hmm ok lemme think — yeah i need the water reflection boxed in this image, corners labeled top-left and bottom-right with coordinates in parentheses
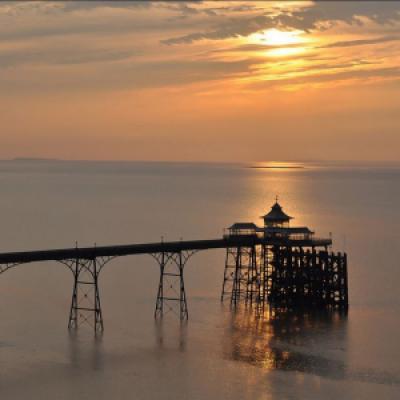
top-left (222, 306), bottom-right (349, 379)
top-left (68, 330), bottom-right (104, 372)
top-left (154, 319), bottom-right (188, 353)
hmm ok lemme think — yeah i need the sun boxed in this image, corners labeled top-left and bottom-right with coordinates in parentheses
top-left (246, 28), bottom-right (309, 57)
top-left (252, 28), bottom-right (305, 46)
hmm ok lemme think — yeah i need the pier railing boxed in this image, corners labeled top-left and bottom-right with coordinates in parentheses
top-left (222, 231), bottom-right (331, 247)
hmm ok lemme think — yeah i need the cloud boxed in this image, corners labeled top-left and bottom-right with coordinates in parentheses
top-left (270, 59), bottom-right (382, 76)
top-left (0, 56), bottom-right (265, 93)
top-left (206, 42), bottom-right (310, 55)
top-left (0, 1), bottom-right (153, 16)
top-left (0, 46), bottom-right (138, 68)
top-left (319, 35), bottom-right (400, 49)
top-left (0, 1), bottom-right (178, 43)
top-left (0, 1), bottom-right (64, 16)
top-left (164, 2), bottom-right (262, 19)
top-left (249, 66), bottom-right (400, 90)
top-left (274, 2), bottom-right (400, 32)
top-left (161, 15), bottom-right (276, 45)
top-left (311, 1), bottom-right (400, 26)
top-left (61, 1), bottom-right (154, 12)
top-left (162, 2), bottom-right (400, 45)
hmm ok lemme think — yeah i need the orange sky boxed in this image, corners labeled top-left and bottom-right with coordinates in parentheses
top-left (1, 1), bottom-right (400, 162)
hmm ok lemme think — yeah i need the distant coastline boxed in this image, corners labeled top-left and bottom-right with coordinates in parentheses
top-left (12, 157), bottom-right (61, 162)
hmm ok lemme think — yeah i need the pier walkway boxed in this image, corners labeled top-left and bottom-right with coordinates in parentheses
top-left (0, 236), bottom-right (331, 266)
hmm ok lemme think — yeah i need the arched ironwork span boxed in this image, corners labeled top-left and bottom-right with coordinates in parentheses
top-left (0, 262), bottom-right (23, 275)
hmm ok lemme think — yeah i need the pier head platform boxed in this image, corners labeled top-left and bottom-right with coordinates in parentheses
top-left (221, 201), bottom-right (348, 314)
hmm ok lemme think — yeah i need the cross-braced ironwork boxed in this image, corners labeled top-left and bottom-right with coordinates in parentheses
top-left (221, 246), bottom-right (258, 307)
top-left (255, 244), bottom-right (270, 316)
top-left (64, 255), bottom-right (114, 333)
top-left (262, 247), bottom-right (349, 311)
top-left (152, 250), bottom-right (196, 320)
top-left (221, 245), bottom-right (348, 314)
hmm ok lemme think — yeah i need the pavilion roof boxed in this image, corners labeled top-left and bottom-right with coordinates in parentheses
top-left (261, 201), bottom-right (293, 222)
top-left (228, 222), bottom-right (258, 230)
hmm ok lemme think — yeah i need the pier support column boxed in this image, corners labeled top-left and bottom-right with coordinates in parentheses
top-left (255, 244), bottom-right (268, 316)
top-left (221, 246), bottom-right (258, 307)
top-left (265, 248), bottom-right (349, 311)
top-left (154, 251), bottom-right (194, 320)
top-left (342, 253), bottom-right (349, 309)
top-left (221, 247), bottom-right (235, 302)
top-left (246, 246), bottom-right (259, 306)
top-left (231, 247), bottom-right (243, 306)
top-left (332, 252), bottom-right (349, 310)
top-left (68, 258), bottom-right (104, 333)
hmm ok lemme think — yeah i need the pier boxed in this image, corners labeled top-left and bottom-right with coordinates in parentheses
top-left (0, 201), bottom-right (348, 332)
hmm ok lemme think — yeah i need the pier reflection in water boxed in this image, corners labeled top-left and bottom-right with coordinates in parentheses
top-left (222, 306), bottom-right (348, 379)
top-left (154, 318), bottom-right (188, 353)
top-left (68, 330), bottom-right (105, 372)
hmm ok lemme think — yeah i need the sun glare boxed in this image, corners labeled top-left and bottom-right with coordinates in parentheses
top-left (247, 28), bottom-right (309, 57)
top-left (266, 47), bottom-right (306, 57)
top-left (252, 29), bottom-right (305, 46)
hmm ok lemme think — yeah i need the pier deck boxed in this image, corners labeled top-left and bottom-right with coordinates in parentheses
top-left (0, 236), bottom-right (331, 265)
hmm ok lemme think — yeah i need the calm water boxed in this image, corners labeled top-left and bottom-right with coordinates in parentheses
top-left (0, 160), bottom-right (399, 399)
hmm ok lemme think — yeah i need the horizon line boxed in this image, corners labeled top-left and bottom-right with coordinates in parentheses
top-left (1, 157), bottom-right (400, 165)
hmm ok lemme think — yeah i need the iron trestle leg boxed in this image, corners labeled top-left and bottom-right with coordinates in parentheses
top-left (154, 251), bottom-right (192, 320)
top-left (68, 258), bottom-right (104, 333)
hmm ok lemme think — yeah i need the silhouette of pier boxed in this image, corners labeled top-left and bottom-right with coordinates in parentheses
top-left (0, 201), bottom-right (348, 332)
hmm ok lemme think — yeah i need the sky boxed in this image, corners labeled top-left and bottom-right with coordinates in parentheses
top-left (1, 1), bottom-right (400, 162)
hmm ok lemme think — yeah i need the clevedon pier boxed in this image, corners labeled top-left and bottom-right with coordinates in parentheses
top-left (0, 201), bottom-right (348, 332)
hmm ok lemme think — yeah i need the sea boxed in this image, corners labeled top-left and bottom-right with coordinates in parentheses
top-left (0, 159), bottom-right (399, 399)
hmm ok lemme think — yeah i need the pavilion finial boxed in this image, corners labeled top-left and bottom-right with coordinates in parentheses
top-left (275, 195), bottom-right (279, 203)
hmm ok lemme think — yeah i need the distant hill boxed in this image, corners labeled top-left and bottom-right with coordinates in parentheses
top-left (12, 157), bottom-right (61, 162)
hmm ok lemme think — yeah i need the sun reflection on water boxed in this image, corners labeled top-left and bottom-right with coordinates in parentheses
top-left (250, 161), bottom-right (305, 170)
top-left (243, 161), bottom-right (305, 226)
top-left (221, 306), bottom-right (348, 375)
